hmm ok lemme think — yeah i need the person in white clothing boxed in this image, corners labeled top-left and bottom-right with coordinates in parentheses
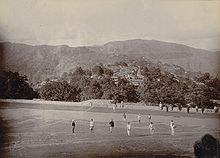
top-left (149, 122), bottom-right (154, 135)
top-left (90, 119), bottom-right (94, 132)
top-left (159, 102), bottom-right (163, 110)
top-left (195, 105), bottom-right (199, 113)
top-left (113, 103), bottom-right (116, 112)
top-left (170, 120), bottom-right (176, 136)
top-left (127, 122), bottom-right (131, 136)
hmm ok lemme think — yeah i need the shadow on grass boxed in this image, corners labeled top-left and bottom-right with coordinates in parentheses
top-left (95, 153), bottom-right (191, 158)
top-left (0, 102), bottom-right (13, 158)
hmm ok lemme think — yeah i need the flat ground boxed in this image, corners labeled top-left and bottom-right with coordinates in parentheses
top-left (0, 101), bottom-right (219, 158)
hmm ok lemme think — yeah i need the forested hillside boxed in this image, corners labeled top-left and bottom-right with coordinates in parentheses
top-left (0, 39), bottom-right (218, 84)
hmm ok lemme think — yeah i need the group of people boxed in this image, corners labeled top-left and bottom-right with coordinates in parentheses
top-left (159, 102), bottom-right (219, 114)
top-left (71, 113), bottom-right (176, 136)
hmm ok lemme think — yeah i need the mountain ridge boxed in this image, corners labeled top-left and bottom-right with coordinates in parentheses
top-left (0, 39), bottom-right (219, 83)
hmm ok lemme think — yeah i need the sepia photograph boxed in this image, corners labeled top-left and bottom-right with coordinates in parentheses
top-left (0, 0), bottom-right (219, 157)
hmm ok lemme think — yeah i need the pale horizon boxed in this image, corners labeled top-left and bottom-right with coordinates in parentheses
top-left (0, 0), bottom-right (219, 51)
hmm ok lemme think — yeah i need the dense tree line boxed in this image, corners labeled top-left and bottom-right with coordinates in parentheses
top-left (38, 64), bottom-right (220, 108)
top-left (0, 71), bottom-right (37, 99)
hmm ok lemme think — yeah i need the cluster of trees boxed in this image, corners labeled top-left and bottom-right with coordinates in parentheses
top-left (38, 66), bottom-right (139, 103)
top-left (1, 62), bottom-right (219, 109)
top-left (138, 67), bottom-right (219, 107)
top-left (0, 71), bottom-right (37, 99)
top-left (38, 64), bottom-right (220, 108)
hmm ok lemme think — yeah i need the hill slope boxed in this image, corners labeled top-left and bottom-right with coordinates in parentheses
top-left (0, 39), bottom-right (219, 83)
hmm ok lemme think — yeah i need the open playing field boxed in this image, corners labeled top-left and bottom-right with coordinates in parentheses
top-left (0, 100), bottom-right (219, 158)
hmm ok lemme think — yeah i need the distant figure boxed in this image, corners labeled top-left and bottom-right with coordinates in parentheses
top-left (170, 120), bottom-right (176, 136)
top-left (214, 106), bottom-right (219, 113)
top-left (72, 120), bottom-right (75, 133)
top-left (127, 122), bottom-right (131, 136)
top-left (171, 104), bottom-right (174, 111)
top-left (138, 114), bottom-right (141, 124)
top-left (166, 105), bottom-right (169, 112)
top-left (202, 106), bottom-right (205, 114)
top-left (123, 113), bottom-right (127, 121)
top-left (149, 122), bottom-right (154, 135)
top-left (187, 106), bottom-right (190, 113)
top-left (90, 119), bottom-right (94, 132)
top-left (121, 101), bottom-right (124, 108)
top-left (90, 102), bottom-right (92, 107)
top-left (178, 104), bottom-right (182, 111)
top-left (147, 114), bottom-right (151, 122)
top-left (109, 119), bottom-right (114, 133)
top-left (195, 105), bottom-right (199, 113)
top-left (113, 103), bottom-right (116, 112)
top-left (159, 102), bottom-right (163, 110)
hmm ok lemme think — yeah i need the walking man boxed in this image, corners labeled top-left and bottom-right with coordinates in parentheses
top-left (109, 119), bottom-right (114, 133)
top-left (90, 119), bottom-right (94, 132)
top-left (72, 120), bottom-right (75, 133)
top-left (127, 122), bottom-right (131, 136)
top-left (170, 120), bottom-right (176, 136)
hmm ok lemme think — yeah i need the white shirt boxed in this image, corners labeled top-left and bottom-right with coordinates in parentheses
top-left (170, 122), bottom-right (174, 128)
top-left (90, 121), bottom-right (94, 127)
top-left (127, 124), bottom-right (131, 130)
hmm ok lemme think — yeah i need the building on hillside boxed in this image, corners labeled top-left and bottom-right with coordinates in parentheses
top-left (111, 66), bottom-right (144, 86)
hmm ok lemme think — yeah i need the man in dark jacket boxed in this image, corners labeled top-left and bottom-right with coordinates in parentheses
top-left (72, 120), bottom-right (75, 133)
top-left (109, 119), bottom-right (114, 133)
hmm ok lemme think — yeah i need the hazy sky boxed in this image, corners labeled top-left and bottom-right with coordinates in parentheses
top-left (0, 0), bottom-right (219, 50)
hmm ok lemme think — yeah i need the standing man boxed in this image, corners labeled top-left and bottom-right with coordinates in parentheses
top-left (214, 106), bottom-right (219, 113)
top-left (127, 122), bottom-right (131, 136)
top-left (72, 120), bottom-right (75, 133)
top-left (149, 122), bottom-right (154, 135)
top-left (109, 119), bottom-right (114, 133)
top-left (123, 113), bottom-right (127, 121)
top-left (195, 105), bottom-right (199, 113)
top-left (113, 103), bottom-right (116, 112)
top-left (148, 114), bottom-right (152, 122)
top-left (202, 106), bottom-right (205, 114)
top-left (138, 113), bottom-right (141, 124)
top-left (166, 105), bottom-right (169, 112)
top-left (170, 120), bottom-right (176, 136)
top-left (171, 104), bottom-right (174, 111)
top-left (121, 101), bottom-right (124, 108)
top-left (90, 119), bottom-right (94, 133)
top-left (159, 102), bottom-right (163, 110)
top-left (187, 106), bottom-right (190, 113)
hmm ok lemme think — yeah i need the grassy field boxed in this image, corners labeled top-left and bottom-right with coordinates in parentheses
top-left (0, 101), bottom-right (219, 158)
